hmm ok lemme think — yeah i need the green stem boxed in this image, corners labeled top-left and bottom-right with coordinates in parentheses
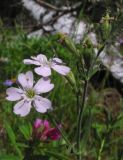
top-left (97, 138), bottom-right (105, 160)
top-left (97, 117), bottom-right (112, 160)
top-left (76, 80), bottom-right (88, 160)
top-left (76, 90), bottom-right (80, 114)
top-left (87, 44), bottom-right (105, 78)
top-left (47, 113), bottom-right (71, 147)
top-left (44, 150), bottom-right (70, 160)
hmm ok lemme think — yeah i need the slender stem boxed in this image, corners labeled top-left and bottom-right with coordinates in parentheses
top-left (97, 120), bottom-right (111, 160)
top-left (76, 91), bottom-right (80, 114)
top-left (23, 140), bottom-right (34, 160)
top-left (97, 138), bottom-right (105, 160)
top-left (47, 113), bottom-right (71, 147)
top-left (76, 80), bottom-right (88, 160)
top-left (87, 44), bottom-right (105, 78)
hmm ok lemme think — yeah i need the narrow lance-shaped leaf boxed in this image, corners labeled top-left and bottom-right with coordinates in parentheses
top-left (4, 121), bottom-right (23, 158)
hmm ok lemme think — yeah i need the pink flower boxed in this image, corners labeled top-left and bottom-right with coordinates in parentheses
top-left (33, 119), bottom-right (61, 141)
top-left (23, 54), bottom-right (70, 77)
top-left (6, 71), bottom-right (54, 117)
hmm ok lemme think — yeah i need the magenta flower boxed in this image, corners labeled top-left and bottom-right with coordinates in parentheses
top-left (23, 54), bottom-right (70, 77)
top-left (6, 71), bottom-right (54, 117)
top-left (33, 119), bottom-right (61, 141)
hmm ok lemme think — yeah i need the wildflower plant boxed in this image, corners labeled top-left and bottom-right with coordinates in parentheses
top-left (1, 2), bottom-right (123, 159)
top-left (4, 15), bottom-right (123, 159)
top-left (5, 38), bottom-right (101, 160)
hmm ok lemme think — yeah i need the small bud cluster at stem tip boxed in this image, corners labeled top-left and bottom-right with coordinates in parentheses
top-left (6, 54), bottom-right (70, 116)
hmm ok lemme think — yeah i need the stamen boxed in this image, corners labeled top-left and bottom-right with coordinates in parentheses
top-left (26, 89), bottom-right (35, 99)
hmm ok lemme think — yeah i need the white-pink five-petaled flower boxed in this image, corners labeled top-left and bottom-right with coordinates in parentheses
top-left (23, 54), bottom-right (70, 77)
top-left (6, 71), bottom-right (54, 117)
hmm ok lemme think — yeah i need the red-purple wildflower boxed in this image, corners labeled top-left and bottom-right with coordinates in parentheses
top-left (33, 119), bottom-right (61, 141)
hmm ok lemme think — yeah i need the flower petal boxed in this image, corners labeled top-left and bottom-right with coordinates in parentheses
top-left (18, 73), bottom-right (27, 88)
top-left (43, 120), bottom-right (50, 129)
top-left (34, 96), bottom-right (52, 113)
top-left (52, 58), bottom-right (63, 64)
top-left (51, 64), bottom-right (70, 75)
top-left (23, 59), bottom-right (40, 65)
top-left (34, 78), bottom-right (54, 94)
top-left (37, 54), bottom-right (48, 63)
top-left (6, 87), bottom-right (23, 101)
top-left (13, 100), bottom-right (32, 117)
top-left (18, 71), bottom-right (34, 88)
top-left (47, 128), bottom-right (61, 140)
top-left (25, 71), bottom-right (34, 88)
top-left (34, 119), bottom-right (43, 129)
top-left (34, 66), bottom-right (51, 77)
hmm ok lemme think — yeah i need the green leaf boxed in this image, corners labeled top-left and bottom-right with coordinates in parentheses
top-left (4, 121), bottom-right (23, 158)
top-left (44, 150), bottom-right (70, 160)
top-left (62, 34), bottom-right (79, 56)
top-left (4, 121), bottom-right (16, 145)
top-left (0, 154), bottom-right (19, 160)
top-left (19, 122), bottom-right (32, 140)
top-left (81, 107), bottom-right (93, 151)
top-left (113, 117), bottom-right (123, 129)
top-left (16, 142), bottom-right (28, 148)
top-left (88, 65), bottom-right (100, 79)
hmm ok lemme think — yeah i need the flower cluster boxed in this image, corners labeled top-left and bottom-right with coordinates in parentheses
top-left (33, 119), bottom-right (61, 141)
top-left (6, 54), bottom-right (70, 117)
